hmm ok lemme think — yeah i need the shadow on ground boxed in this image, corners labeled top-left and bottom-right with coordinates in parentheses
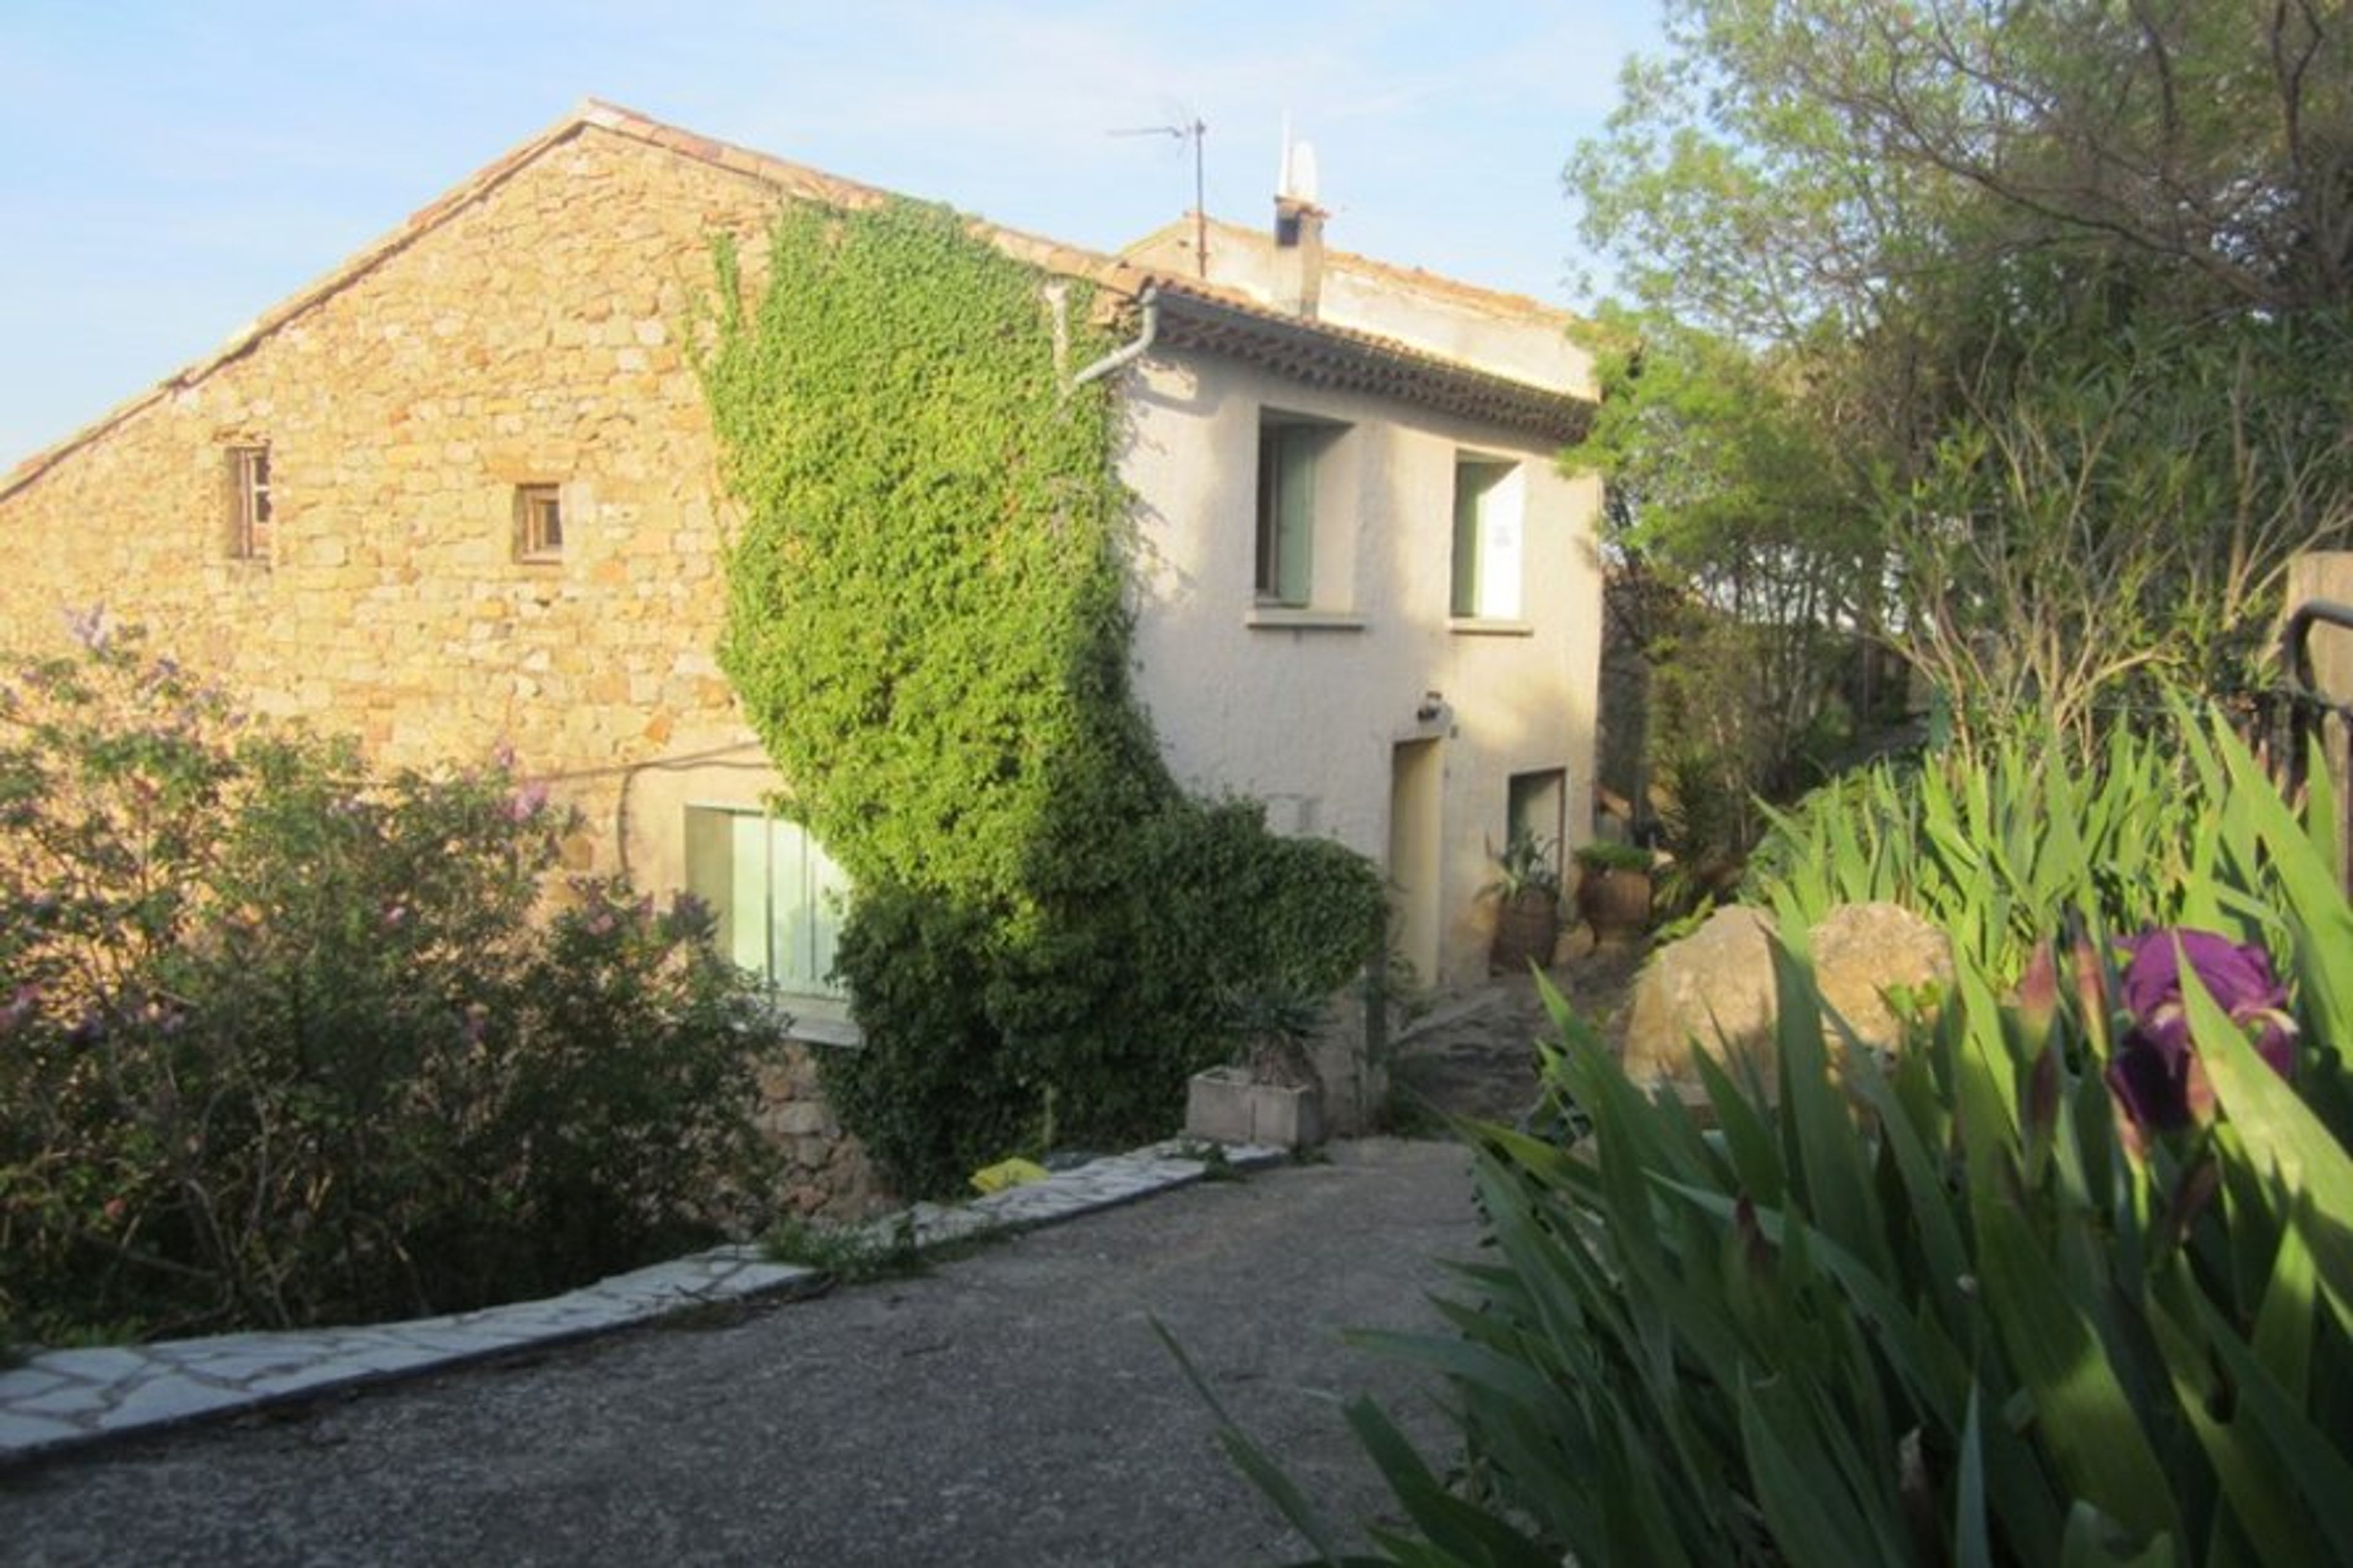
top-left (1389, 936), bottom-right (1649, 1127)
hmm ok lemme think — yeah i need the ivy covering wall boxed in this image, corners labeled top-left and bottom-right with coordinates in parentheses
top-left (699, 199), bottom-right (1384, 1194)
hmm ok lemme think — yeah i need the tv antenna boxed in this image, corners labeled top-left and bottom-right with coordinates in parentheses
top-left (1109, 115), bottom-right (1207, 278)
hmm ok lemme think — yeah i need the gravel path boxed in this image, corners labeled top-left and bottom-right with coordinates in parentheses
top-left (1, 953), bottom-right (1653, 1567)
top-left (1, 1140), bottom-right (1479, 1568)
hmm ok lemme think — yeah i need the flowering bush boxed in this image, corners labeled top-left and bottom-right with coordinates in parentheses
top-left (0, 627), bottom-right (780, 1343)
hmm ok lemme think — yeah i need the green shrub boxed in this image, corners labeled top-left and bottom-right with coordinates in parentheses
top-left (1746, 714), bottom-right (2214, 974)
top-left (1219, 718), bottom-right (2353, 1564)
top-left (821, 885), bottom-right (1036, 1198)
top-left (1571, 838), bottom-right (1651, 874)
top-left (0, 629), bottom-right (781, 1341)
top-left (699, 198), bottom-right (1385, 1194)
top-left (824, 799), bottom-right (1388, 1197)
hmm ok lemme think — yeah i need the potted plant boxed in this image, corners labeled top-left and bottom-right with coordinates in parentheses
top-left (1183, 983), bottom-right (1328, 1148)
top-left (1487, 831), bottom-right (1565, 974)
top-left (1573, 839), bottom-right (1654, 945)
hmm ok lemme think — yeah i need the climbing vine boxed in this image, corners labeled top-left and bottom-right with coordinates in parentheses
top-left (700, 199), bottom-right (1384, 1194)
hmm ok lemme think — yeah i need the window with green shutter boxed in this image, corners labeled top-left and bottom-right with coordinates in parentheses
top-left (1256, 414), bottom-right (1339, 607)
top-left (1451, 455), bottom-right (1520, 619)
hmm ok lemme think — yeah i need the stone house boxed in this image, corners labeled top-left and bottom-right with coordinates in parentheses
top-left (0, 100), bottom-right (1603, 1015)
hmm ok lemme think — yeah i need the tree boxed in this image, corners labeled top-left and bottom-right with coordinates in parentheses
top-left (1893, 316), bottom-right (2353, 756)
top-left (1575, 2), bottom-right (2353, 337)
top-left (1575, 308), bottom-right (1887, 886)
top-left (1570, 0), bottom-right (2353, 756)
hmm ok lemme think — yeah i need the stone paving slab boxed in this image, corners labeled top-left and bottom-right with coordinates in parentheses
top-left (0, 1138), bottom-right (1285, 1470)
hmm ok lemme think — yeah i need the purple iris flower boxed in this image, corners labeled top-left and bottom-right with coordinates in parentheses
top-left (2104, 928), bottom-right (2297, 1139)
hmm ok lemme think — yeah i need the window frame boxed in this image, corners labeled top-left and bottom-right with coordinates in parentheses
top-left (681, 805), bottom-right (850, 1002)
top-left (1507, 769), bottom-right (1567, 877)
top-left (1450, 454), bottom-right (1522, 623)
top-left (513, 483), bottom-right (564, 564)
top-left (225, 444), bottom-right (273, 563)
top-left (1254, 411), bottom-right (1346, 609)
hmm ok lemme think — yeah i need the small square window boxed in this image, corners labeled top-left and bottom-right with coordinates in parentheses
top-left (226, 445), bottom-right (271, 562)
top-left (515, 484), bottom-right (563, 562)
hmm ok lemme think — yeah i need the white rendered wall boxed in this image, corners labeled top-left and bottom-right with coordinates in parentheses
top-left (1118, 351), bottom-right (1605, 987)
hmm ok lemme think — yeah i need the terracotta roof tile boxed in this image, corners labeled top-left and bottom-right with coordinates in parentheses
top-left (1146, 282), bottom-right (1588, 441)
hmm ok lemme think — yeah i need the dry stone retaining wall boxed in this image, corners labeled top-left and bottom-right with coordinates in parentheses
top-left (754, 1045), bottom-right (885, 1218)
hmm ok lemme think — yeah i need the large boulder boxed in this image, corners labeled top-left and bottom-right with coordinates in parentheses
top-left (1620, 906), bottom-right (1777, 1093)
top-left (1619, 901), bottom-right (1952, 1098)
top-left (1809, 902), bottom-right (1956, 1056)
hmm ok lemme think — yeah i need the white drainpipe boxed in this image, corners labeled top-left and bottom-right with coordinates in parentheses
top-left (1069, 286), bottom-right (1161, 388)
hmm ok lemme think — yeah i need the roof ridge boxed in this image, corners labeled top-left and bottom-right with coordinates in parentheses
top-left (4, 100), bottom-right (1159, 499)
top-left (2, 102), bottom-right (1574, 499)
top-left (1153, 213), bottom-right (1580, 325)
top-left (4, 105), bottom-right (602, 498)
top-left (574, 98), bottom-right (1153, 296)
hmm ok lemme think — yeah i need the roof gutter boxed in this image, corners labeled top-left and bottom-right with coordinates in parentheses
top-left (1148, 287), bottom-right (1591, 443)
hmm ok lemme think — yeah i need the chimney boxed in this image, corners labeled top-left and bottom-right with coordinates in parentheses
top-left (1273, 194), bottom-right (1327, 318)
top-left (1274, 136), bottom-right (1325, 318)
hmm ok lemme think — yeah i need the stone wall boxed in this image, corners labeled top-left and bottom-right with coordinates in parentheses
top-left (0, 121), bottom-right (785, 862)
top-left (755, 1045), bottom-right (887, 1218)
top-left (0, 119), bottom-right (890, 1213)
top-left (1595, 594), bottom-right (1654, 822)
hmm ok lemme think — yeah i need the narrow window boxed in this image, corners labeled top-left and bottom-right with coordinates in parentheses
top-left (515, 483), bottom-right (564, 562)
top-left (1507, 768), bottom-right (1567, 879)
top-left (1451, 456), bottom-right (1519, 619)
top-left (1257, 417), bottom-right (1332, 606)
top-left (226, 445), bottom-right (272, 562)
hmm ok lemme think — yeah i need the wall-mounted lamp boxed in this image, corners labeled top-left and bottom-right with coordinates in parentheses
top-left (1415, 689), bottom-right (1446, 724)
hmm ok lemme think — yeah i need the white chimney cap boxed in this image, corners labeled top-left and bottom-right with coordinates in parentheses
top-left (1281, 139), bottom-right (1320, 204)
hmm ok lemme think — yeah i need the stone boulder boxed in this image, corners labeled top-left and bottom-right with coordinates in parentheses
top-left (1619, 901), bottom-right (1952, 1099)
top-left (1809, 902), bottom-right (1955, 1057)
top-left (1620, 906), bottom-right (1777, 1093)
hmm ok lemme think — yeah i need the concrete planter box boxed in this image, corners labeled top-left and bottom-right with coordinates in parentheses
top-left (1183, 1067), bottom-right (1325, 1149)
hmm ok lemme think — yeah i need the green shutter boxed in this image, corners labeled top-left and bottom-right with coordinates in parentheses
top-left (1451, 461), bottom-right (1482, 616)
top-left (770, 819), bottom-right (849, 998)
top-left (1259, 423), bottom-right (1317, 606)
top-left (1277, 430), bottom-right (1314, 605)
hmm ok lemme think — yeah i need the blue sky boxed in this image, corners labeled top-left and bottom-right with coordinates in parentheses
top-left (0, 2), bottom-right (1663, 465)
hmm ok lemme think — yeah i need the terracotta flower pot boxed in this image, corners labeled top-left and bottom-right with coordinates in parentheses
top-left (1490, 888), bottom-right (1563, 974)
top-left (1577, 866), bottom-right (1653, 945)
